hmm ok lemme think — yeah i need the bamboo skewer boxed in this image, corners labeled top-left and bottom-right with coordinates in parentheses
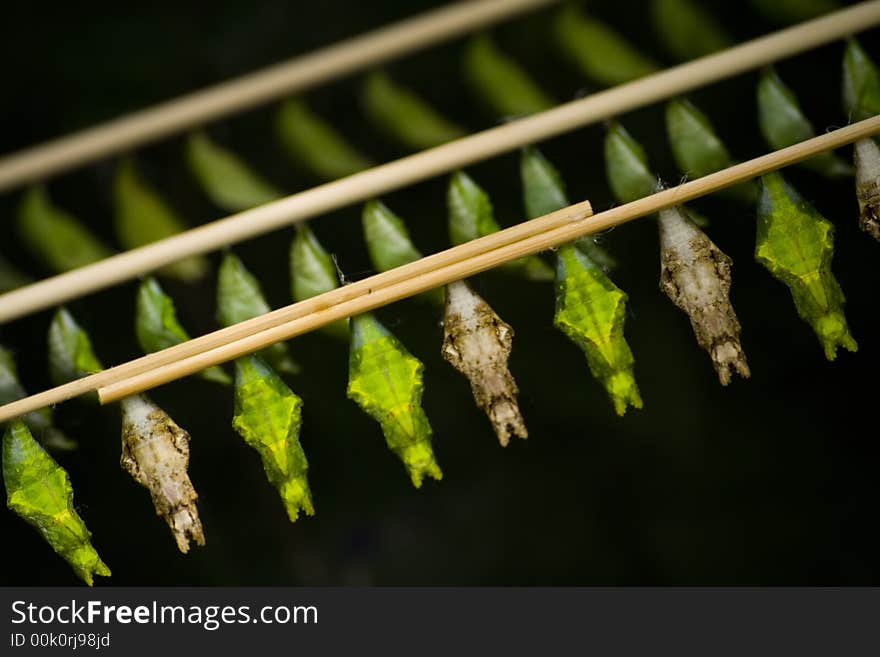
top-left (1, 1), bottom-right (879, 324)
top-left (0, 0), bottom-right (560, 193)
top-left (0, 115), bottom-right (876, 421)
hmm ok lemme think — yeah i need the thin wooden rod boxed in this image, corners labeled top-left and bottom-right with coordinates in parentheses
top-left (1, 2), bottom-right (879, 325)
top-left (0, 0), bottom-right (560, 193)
top-left (0, 115), bottom-right (876, 421)
top-left (96, 116), bottom-right (880, 403)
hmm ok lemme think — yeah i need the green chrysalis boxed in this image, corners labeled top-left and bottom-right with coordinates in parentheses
top-left (361, 200), bottom-right (444, 305)
top-left (47, 308), bottom-right (103, 387)
top-left (553, 4), bottom-right (658, 86)
top-left (0, 346), bottom-right (76, 451)
top-left (521, 147), bottom-right (639, 414)
top-left (114, 159), bottom-right (210, 281)
top-left (186, 131), bottom-right (281, 212)
top-left (604, 122), bottom-right (657, 205)
top-left (0, 255), bottom-right (30, 293)
top-left (554, 244), bottom-right (642, 416)
top-left (217, 252), bottom-right (301, 375)
top-left (135, 277), bottom-right (231, 384)
top-left (361, 71), bottom-right (466, 150)
top-left (347, 313), bottom-right (442, 487)
top-left (521, 146), bottom-right (616, 270)
top-left (16, 186), bottom-right (114, 273)
top-left (843, 38), bottom-right (880, 121)
top-left (3, 421), bottom-right (111, 585)
top-left (447, 170), bottom-right (553, 281)
top-left (463, 34), bottom-right (554, 118)
top-left (756, 172), bottom-right (857, 360)
top-left (665, 99), bottom-right (757, 202)
top-left (289, 225), bottom-right (349, 340)
top-left (757, 69), bottom-right (853, 178)
top-left (232, 355), bottom-right (314, 522)
top-left (276, 98), bottom-right (373, 181)
top-left (651, 0), bottom-right (733, 61)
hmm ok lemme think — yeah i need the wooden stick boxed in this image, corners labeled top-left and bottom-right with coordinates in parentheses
top-left (97, 117), bottom-right (880, 403)
top-left (0, 115), bottom-right (876, 421)
top-left (0, 0), bottom-right (559, 192)
top-left (2, 1), bottom-right (879, 325)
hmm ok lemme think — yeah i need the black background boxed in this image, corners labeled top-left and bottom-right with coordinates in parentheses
top-left (0, 0), bottom-right (878, 585)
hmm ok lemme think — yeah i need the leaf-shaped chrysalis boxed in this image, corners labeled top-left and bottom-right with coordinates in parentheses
top-left (290, 225), bottom-right (349, 340)
top-left (651, 0), bottom-right (732, 61)
top-left (522, 147), bottom-right (640, 415)
top-left (554, 245), bottom-right (642, 416)
top-left (361, 71), bottom-right (466, 150)
top-left (522, 146), bottom-right (617, 270)
top-left (217, 252), bottom-right (301, 374)
top-left (232, 355), bottom-right (314, 522)
top-left (553, 4), bottom-right (658, 86)
top-left (665, 99), bottom-right (758, 203)
top-left (348, 312), bottom-right (442, 487)
top-left (843, 38), bottom-right (880, 122)
top-left (756, 172), bottom-right (857, 360)
top-left (0, 255), bottom-right (30, 293)
top-left (17, 186), bottom-right (114, 273)
top-left (843, 39), bottom-right (880, 240)
top-left (362, 200), bottom-right (443, 305)
top-left (361, 200), bottom-right (528, 445)
top-left (3, 421), bottom-right (111, 585)
top-left (442, 280), bottom-right (527, 445)
top-left (135, 277), bottom-right (231, 384)
top-left (463, 34), bottom-right (554, 118)
top-left (658, 203), bottom-right (750, 384)
top-left (276, 98), bottom-right (373, 181)
top-left (186, 131), bottom-right (281, 212)
top-left (605, 123), bottom-right (750, 384)
top-left (757, 69), bottom-right (853, 178)
top-left (604, 122), bottom-right (657, 205)
top-left (0, 346), bottom-right (77, 451)
top-left (120, 394), bottom-right (206, 553)
top-left (854, 136), bottom-right (880, 240)
top-left (114, 159), bottom-right (209, 281)
top-left (47, 308), bottom-right (104, 388)
top-left (48, 309), bottom-right (207, 552)
top-left (447, 171), bottom-right (553, 281)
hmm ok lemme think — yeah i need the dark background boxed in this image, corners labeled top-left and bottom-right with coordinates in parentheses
top-left (0, 0), bottom-right (877, 585)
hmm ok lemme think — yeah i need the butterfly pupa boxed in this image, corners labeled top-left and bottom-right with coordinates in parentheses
top-left (232, 355), bottom-right (314, 522)
top-left (276, 98), bottom-right (372, 181)
top-left (521, 146), bottom-right (640, 415)
top-left (361, 71), bottom-right (465, 150)
top-left (0, 346), bottom-right (76, 451)
top-left (135, 276), bottom-right (231, 384)
top-left (3, 420), bottom-right (111, 585)
top-left (756, 172), bottom-right (858, 360)
top-left (361, 200), bottom-right (528, 445)
top-left (113, 158), bottom-right (209, 281)
top-left (348, 312), bottom-right (442, 487)
top-left (217, 252), bottom-right (301, 374)
top-left (186, 131), bottom-right (281, 212)
top-left (447, 170), bottom-right (553, 281)
top-left (843, 39), bottom-right (880, 240)
top-left (120, 394), bottom-right (206, 553)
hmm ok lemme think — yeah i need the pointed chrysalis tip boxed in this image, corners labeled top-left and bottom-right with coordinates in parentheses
top-left (608, 372), bottom-right (643, 417)
top-left (281, 478), bottom-right (315, 523)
